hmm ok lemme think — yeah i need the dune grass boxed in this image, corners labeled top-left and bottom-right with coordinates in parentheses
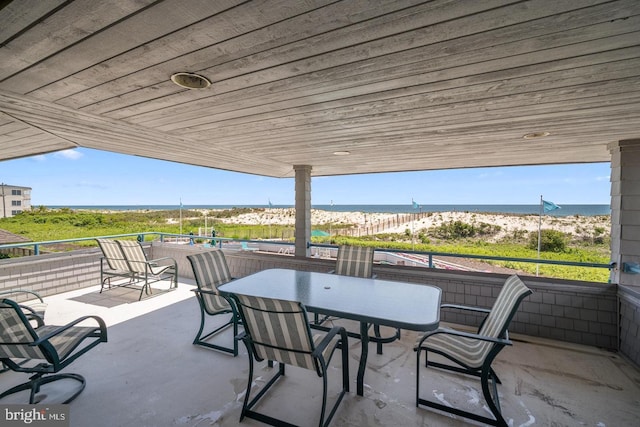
top-left (1, 207), bottom-right (611, 282)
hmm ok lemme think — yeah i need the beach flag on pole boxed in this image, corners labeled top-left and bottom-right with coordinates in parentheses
top-left (179, 198), bottom-right (183, 237)
top-left (268, 199), bottom-right (273, 208)
top-left (543, 199), bottom-right (561, 213)
top-left (412, 198), bottom-right (419, 209)
top-left (537, 196), bottom-right (560, 276)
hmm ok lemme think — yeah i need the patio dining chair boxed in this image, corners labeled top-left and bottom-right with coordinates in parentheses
top-left (115, 239), bottom-right (178, 300)
top-left (314, 245), bottom-right (401, 354)
top-left (0, 298), bottom-right (107, 404)
top-left (232, 294), bottom-right (349, 427)
top-left (187, 250), bottom-right (240, 355)
top-left (415, 275), bottom-right (532, 427)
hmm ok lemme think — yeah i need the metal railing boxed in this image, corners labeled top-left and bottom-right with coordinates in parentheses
top-left (308, 243), bottom-right (613, 270)
top-left (0, 233), bottom-right (613, 275)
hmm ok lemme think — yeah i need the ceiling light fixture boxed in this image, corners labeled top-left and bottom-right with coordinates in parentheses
top-left (333, 151), bottom-right (350, 156)
top-left (522, 131), bottom-right (551, 140)
top-left (170, 72), bottom-right (211, 89)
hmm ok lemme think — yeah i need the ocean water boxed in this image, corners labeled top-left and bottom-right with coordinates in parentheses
top-left (49, 204), bottom-right (610, 217)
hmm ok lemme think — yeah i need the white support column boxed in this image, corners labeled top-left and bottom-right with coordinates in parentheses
top-left (609, 139), bottom-right (640, 286)
top-left (294, 165), bottom-right (312, 257)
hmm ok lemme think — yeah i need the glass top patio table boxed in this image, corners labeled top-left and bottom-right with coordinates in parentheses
top-left (219, 268), bottom-right (442, 396)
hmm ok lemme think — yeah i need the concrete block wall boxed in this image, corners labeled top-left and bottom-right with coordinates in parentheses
top-left (374, 265), bottom-right (619, 350)
top-left (182, 248), bottom-right (621, 351)
top-left (619, 285), bottom-right (640, 366)
top-left (0, 245), bottom-right (627, 356)
top-left (0, 249), bottom-right (102, 298)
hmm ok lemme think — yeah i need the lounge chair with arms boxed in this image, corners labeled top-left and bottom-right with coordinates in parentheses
top-left (232, 294), bottom-right (349, 427)
top-left (0, 298), bottom-right (107, 404)
top-left (102, 239), bottom-right (177, 300)
top-left (187, 250), bottom-right (240, 355)
top-left (314, 245), bottom-right (401, 354)
top-left (415, 274), bottom-right (532, 427)
top-left (96, 238), bottom-right (135, 293)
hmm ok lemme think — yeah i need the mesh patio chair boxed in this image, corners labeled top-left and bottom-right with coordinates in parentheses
top-left (115, 239), bottom-right (178, 300)
top-left (232, 294), bottom-right (349, 427)
top-left (333, 245), bottom-right (376, 278)
top-left (187, 250), bottom-right (240, 355)
top-left (0, 298), bottom-right (107, 404)
top-left (415, 275), bottom-right (532, 427)
top-left (0, 289), bottom-right (46, 328)
top-left (0, 290), bottom-right (47, 375)
top-left (314, 245), bottom-right (401, 354)
top-left (96, 238), bottom-right (137, 292)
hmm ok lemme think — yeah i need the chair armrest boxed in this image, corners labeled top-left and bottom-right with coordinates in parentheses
top-left (33, 315), bottom-right (107, 344)
top-left (0, 289), bottom-right (45, 303)
top-left (417, 328), bottom-right (512, 349)
top-left (312, 326), bottom-right (347, 357)
top-left (440, 303), bottom-right (491, 314)
top-left (19, 304), bottom-right (45, 328)
top-left (148, 256), bottom-right (177, 266)
top-left (191, 288), bottom-right (221, 297)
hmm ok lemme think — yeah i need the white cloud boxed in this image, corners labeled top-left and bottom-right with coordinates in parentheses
top-left (54, 149), bottom-right (83, 160)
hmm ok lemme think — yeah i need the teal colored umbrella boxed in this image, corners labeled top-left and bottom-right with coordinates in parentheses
top-left (311, 230), bottom-right (330, 237)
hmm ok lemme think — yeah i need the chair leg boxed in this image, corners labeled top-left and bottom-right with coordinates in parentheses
top-left (416, 347), bottom-right (507, 427)
top-left (319, 345), bottom-right (349, 427)
top-left (371, 324), bottom-right (401, 355)
top-left (239, 340), bottom-right (255, 423)
top-left (193, 314), bottom-right (237, 355)
top-left (481, 365), bottom-right (507, 427)
top-left (0, 373), bottom-right (86, 404)
top-left (318, 369), bottom-right (328, 427)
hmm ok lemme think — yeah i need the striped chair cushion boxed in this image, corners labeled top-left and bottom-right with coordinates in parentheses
top-left (116, 240), bottom-right (149, 274)
top-left (418, 275), bottom-right (531, 368)
top-left (1, 301), bottom-right (101, 363)
top-left (335, 245), bottom-right (374, 278)
top-left (235, 295), bottom-right (319, 371)
top-left (0, 301), bottom-right (45, 359)
top-left (117, 240), bottom-right (174, 276)
top-left (37, 325), bottom-right (101, 361)
top-left (96, 238), bottom-right (129, 272)
top-left (187, 251), bottom-right (232, 313)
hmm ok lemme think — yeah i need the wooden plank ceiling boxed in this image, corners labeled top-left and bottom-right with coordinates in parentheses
top-left (1, 0), bottom-right (639, 178)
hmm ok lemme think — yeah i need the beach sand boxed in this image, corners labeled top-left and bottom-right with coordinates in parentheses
top-left (203, 208), bottom-right (610, 240)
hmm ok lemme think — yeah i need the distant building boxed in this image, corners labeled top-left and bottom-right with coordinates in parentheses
top-left (0, 184), bottom-right (31, 218)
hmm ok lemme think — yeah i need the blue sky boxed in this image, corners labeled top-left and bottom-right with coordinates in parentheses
top-left (1, 148), bottom-right (611, 206)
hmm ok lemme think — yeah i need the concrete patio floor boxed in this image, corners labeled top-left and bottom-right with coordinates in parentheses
top-left (1, 279), bottom-right (639, 427)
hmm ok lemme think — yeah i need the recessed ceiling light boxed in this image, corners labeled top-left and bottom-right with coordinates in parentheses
top-left (522, 131), bottom-right (551, 139)
top-left (333, 151), bottom-right (350, 156)
top-left (170, 72), bottom-right (211, 89)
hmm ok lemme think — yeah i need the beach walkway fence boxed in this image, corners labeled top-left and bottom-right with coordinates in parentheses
top-left (340, 211), bottom-right (431, 237)
top-left (194, 212), bottom-right (430, 239)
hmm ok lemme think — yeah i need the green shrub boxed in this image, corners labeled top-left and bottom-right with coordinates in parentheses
top-left (431, 220), bottom-right (500, 239)
top-left (528, 229), bottom-right (567, 252)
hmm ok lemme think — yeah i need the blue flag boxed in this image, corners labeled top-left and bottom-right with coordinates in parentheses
top-left (412, 199), bottom-right (419, 209)
top-left (268, 199), bottom-right (273, 208)
top-left (543, 199), bottom-right (560, 213)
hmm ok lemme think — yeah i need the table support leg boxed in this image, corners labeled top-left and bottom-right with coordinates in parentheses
top-left (357, 321), bottom-right (369, 396)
